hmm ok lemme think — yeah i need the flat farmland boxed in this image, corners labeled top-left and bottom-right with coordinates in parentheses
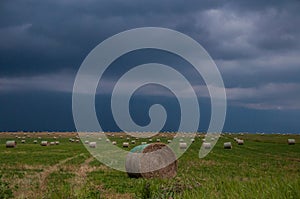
top-left (0, 132), bottom-right (299, 199)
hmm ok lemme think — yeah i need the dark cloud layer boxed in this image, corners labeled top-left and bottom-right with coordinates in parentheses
top-left (1, 0), bottom-right (300, 132)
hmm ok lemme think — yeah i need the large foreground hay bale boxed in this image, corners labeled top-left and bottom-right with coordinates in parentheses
top-left (125, 143), bottom-right (177, 179)
top-left (6, 141), bottom-right (17, 148)
top-left (288, 139), bottom-right (296, 145)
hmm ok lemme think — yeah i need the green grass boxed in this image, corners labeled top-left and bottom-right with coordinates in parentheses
top-left (0, 133), bottom-right (299, 198)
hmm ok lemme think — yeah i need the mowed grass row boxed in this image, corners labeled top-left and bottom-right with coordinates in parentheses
top-left (0, 134), bottom-right (299, 198)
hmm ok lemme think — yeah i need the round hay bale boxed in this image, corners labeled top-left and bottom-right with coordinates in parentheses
top-left (288, 139), bottom-right (296, 145)
top-left (98, 137), bottom-right (102, 141)
top-left (89, 142), bottom-right (97, 148)
top-left (224, 142), bottom-right (232, 149)
top-left (167, 140), bottom-right (172, 143)
top-left (179, 138), bottom-right (184, 142)
top-left (125, 143), bottom-right (177, 179)
top-left (50, 142), bottom-right (55, 145)
top-left (203, 142), bottom-right (211, 149)
top-left (112, 141), bottom-right (117, 145)
top-left (131, 140), bottom-right (136, 144)
top-left (191, 138), bottom-right (195, 143)
top-left (33, 140), bottom-right (38, 144)
top-left (123, 142), bottom-right (129, 148)
top-left (141, 142), bottom-right (147, 145)
top-left (237, 139), bottom-right (244, 145)
top-left (55, 141), bottom-right (60, 145)
top-left (106, 139), bottom-right (110, 142)
top-left (40, 141), bottom-right (48, 146)
top-left (84, 140), bottom-right (89, 144)
top-left (156, 139), bottom-right (161, 142)
top-left (6, 141), bottom-right (17, 148)
top-left (75, 139), bottom-right (80, 143)
top-left (69, 138), bottom-right (75, 142)
top-left (21, 140), bottom-right (26, 143)
top-left (179, 142), bottom-right (187, 149)
top-left (38, 137), bottom-right (41, 139)
top-left (149, 139), bottom-right (152, 142)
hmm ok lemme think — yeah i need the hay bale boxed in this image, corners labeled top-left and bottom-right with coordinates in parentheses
top-left (33, 140), bottom-right (38, 144)
top-left (89, 142), bottom-right (97, 148)
top-left (106, 139), bottom-right (110, 142)
top-left (38, 137), bottom-right (41, 139)
top-left (21, 140), bottom-right (26, 143)
top-left (149, 139), bottom-right (152, 142)
top-left (179, 138), bottom-right (184, 142)
top-left (191, 138), bottom-right (195, 143)
top-left (112, 141), bottom-right (117, 145)
top-left (141, 142), bottom-right (147, 145)
top-left (50, 142), bottom-right (55, 145)
top-left (237, 139), bottom-right (244, 145)
top-left (125, 143), bottom-right (177, 179)
top-left (224, 142), bottom-right (232, 149)
top-left (84, 140), bottom-right (89, 144)
top-left (167, 140), bottom-right (172, 143)
top-left (123, 142), bottom-right (129, 147)
top-left (203, 142), bottom-right (211, 149)
top-left (288, 139), bottom-right (296, 145)
top-left (40, 141), bottom-right (48, 146)
top-left (55, 141), bottom-right (60, 145)
top-left (75, 139), bottom-right (80, 143)
top-left (156, 139), bottom-right (161, 142)
top-left (6, 141), bottom-right (17, 148)
top-left (179, 142), bottom-right (187, 149)
top-left (131, 140), bottom-right (136, 144)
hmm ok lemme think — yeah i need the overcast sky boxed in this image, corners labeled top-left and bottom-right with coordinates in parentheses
top-left (1, 0), bottom-right (300, 133)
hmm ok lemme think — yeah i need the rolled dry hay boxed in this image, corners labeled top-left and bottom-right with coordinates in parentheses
top-left (125, 143), bottom-right (177, 179)
top-left (21, 140), bottom-right (26, 143)
top-left (84, 140), bottom-right (89, 144)
top-left (75, 139), bottom-right (80, 143)
top-left (141, 142), bottom-right (147, 145)
top-left (131, 140), bottom-right (136, 144)
top-left (69, 138), bottom-right (75, 142)
top-left (38, 137), bottom-right (41, 139)
top-left (203, 142), bottom-right (211, 149)
top-left (224, 142), bottom-right (232, 149)
top-left (156, 139), bottom-right (161, 142)
top-left (179, 138), bottom-right (184, 142)
top-left (288, 139), bottom-right (296, 145)
top-left (89, 142), bottom-right (97, 148)
top-left (191, 138), bottom-right (195, 143)
top-left (149, 139), bottom-right (152, 142)
top-left (112, 141), bottom-right (117, 145)
top-left (40, 141), bottom-right (48, 146)
top-left (123, 142), bottom-right (129, 148)
top-left (55, 141), bottom-right (60, 145)
top-left (167, 140), bottom-right (172, 143)
top-left (33, 140), bottom-right (38, 144)
top-left (237, 139), bottom-right (244, 145)
top-left (50, 142), bottom-right (55, 145)
top-left (106, 139), bottom-right (110, 142)
top-left (98, 137), bottom-right (102, 141)
top-left (179, 142), bottom-right (187, 149)
top-left (6, 141), bottom-right (17, 148)
top-left (126, 137), bottom-right (130, 140)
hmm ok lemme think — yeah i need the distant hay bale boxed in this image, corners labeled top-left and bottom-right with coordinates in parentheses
top-left (167, 140), bottom-right (172, 143)
top-left (237, 139), bottom-right (244, 145)
top-left (40, 141), bottom-right (48, 146)
top-left (21, 140), bottom-right (26, 143)
top-left (125, 143), bottom-right (177, 179)
top-left (33, 140), bottom-right (38, 144)
top-left (149, 139), bottom-right (152, 142)
top-left (84, 140), bottom-right (89, 144)
top-left (288, 139), bottom-right (296, 145)
top-left (179, 139), bottom-right (184, 142)
top-left (50, 142), bottom-right (55, 145)
top-left (106, 139), bottom-right (110, 142)
top-left (69, 138), bottom-right (75, 142)
top-left (127, 137), bottom-right (130, 140)
top-left (224, 142), bottom-right (232, 149)
top-left (98, 137), bottom-right (102, 141)
top-left (156, 139), bottom-right (161, 142)
top-left (141, 142), bottom-right (147, 145)
top-left (179, 142), bottom-right (187, 149)
top-left (203, 142), bottom-right (212, 149)
top-left (89, 142), bottom-right (97, 148)
top-left (123, 142), bottom-right (129, 148)
top-left (75, 139), bottom-right (80, 143)
top-left (6, 141), bottom-right (17, 148)
top-left (112, 141), bottom-right (117, 145)
top-left (55, 141), bottom-right (60, 145)
top-left (38, 137), bottom-right (41, 139)
top-left (131, 140), bottom-right (136, 144)
top-left (191, 138), bottom-right (195, 143)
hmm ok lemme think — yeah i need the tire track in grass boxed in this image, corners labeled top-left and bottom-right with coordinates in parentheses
top-left (14, 153), bottom-right (84, 198)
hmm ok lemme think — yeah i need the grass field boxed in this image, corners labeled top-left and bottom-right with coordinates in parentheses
top-left (0, 132), bottom-right (299, 199)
